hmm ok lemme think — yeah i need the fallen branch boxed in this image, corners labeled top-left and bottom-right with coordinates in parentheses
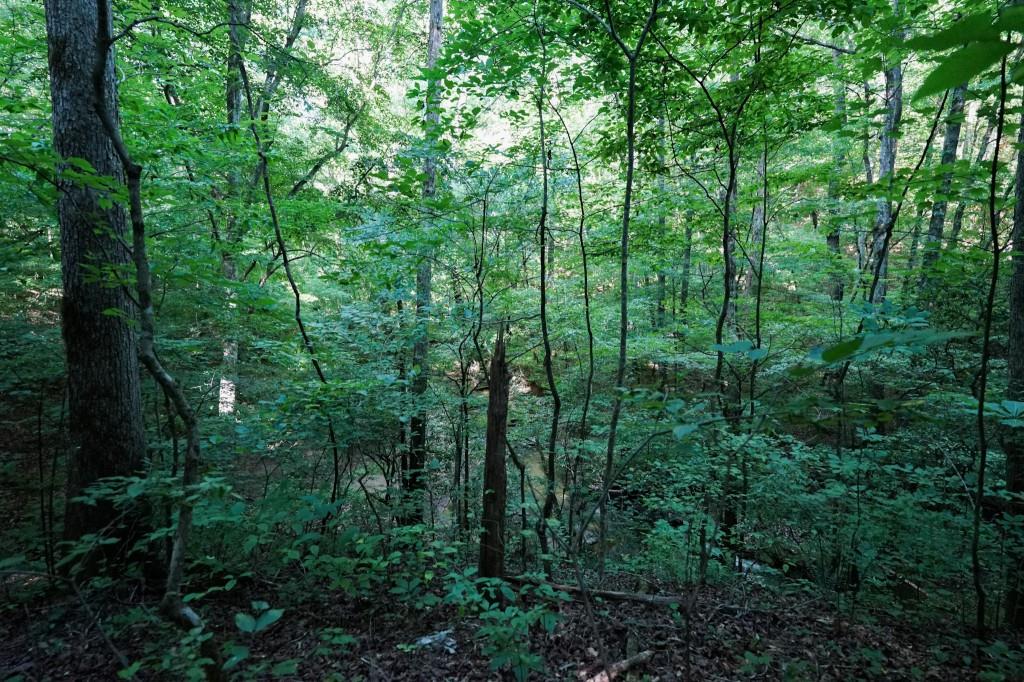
top-left (508, 577), bottom-right (694, 608)
top-left (580, 650), bottom-right (653, 682)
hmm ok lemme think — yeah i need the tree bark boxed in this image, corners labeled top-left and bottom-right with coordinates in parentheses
top-left (406, 0), bottom-right (443, 523)
top-left (742, 150), bottom-right (766, 294)
top-left (919, 83), bottom-right (966, 291)
top-left (679, 215), bottom-right (692, 316)
top-left (536, 76), bottom-right (561, 567)
top-left (655, 117), bottom-right (668, 327)
top-left (950, 120), bottom-right (995, 248)
top-left (597, 0), bottom-right (660, 574)
top-left (217, 0), bottom-right (252, 415)
top-left (826, 47), bottom-right (847, 301)
top-left (868, 0), bottom-right (904, 304)
top-left (1004, 93), bottom-right (1024, 629)
top-left (479, 326), bottom-right (509, 579)
top-left (45, 0), bottom-right (147, 552)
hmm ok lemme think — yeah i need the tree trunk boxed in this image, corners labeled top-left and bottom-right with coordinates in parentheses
top-left (655, 117), bottom-right (668, 328)
top-left (869, 1), bottom-right (903, 304)
top-left (536, 82), bottom-right (561, 568)
top-left (217, 0), bottom-right (252, 415)
top-left (903, 204), bottom-right (925, 290)
top-left (919, 83), bottom-right (966, 291)
top-left (826, 47), bottom-right (847, 301)
top-left (599, 39), bottom-right (651, 573)
top-left (950, 120), bottom-right (995, 248)
top-left (406, 0), bottom-right (443, 523)
top-left (679, 215), bottom-right (692, 316)
top-left (1004, 94), bottom-right (1024, 629)
top-left (479, 326), bottom-right (509, 579)
top-left (45, 0), bottom-right (147, 551)
top-left (742, 150), bottom-right (766, 294)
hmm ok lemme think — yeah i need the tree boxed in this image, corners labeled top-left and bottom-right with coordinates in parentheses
top-left (478, 325), bottom-right (509, 579)
top-left (867, 0), bottom-right (904, 304)
top-left (406, 0), bottom-right (444, 523)
top-left (919, 83), bottom-right (966, 290)
top-left (567, 0), bottom-right (659, 574)
top-left (1005, 88), bottom-right (1024, 629)
top-left (44, 0), bottom-right (147, 554)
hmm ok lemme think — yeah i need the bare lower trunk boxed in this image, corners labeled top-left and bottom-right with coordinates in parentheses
top-left (742, 151), bottom-right (766, 295)
top-left (869, 8), bottom-right (903, 304)
top-left (919, 83), bottom-right (966, 292)
top-left (536, 78), bottom-right (561, 568)
top-left (45, 0), bottom-right (147, 559)
top-left (655, 117), bottom-right (668, 327)
top-left (1005, 94), bottom-right (1024, 629)
top-left (594, 0), bottom-right (659, 574)
top-left (479, 326), bottom-right (509, 579)
top-left (679, 217), bottom-right (692, 316)
top-left (406, 0), bottom-right (444, 523)
top-left (826, 47), bottom-right (847, 301)
top-left (218, 0), bottom-right (251, 415)
top-left (950, 120), bottom-right (995, 249)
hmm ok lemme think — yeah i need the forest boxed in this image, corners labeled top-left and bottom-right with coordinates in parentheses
top-left (2, 0), bottom-right (1024, 678)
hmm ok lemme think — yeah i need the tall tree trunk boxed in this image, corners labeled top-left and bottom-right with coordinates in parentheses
top-left (919, 83), bottom-right (966, 291)
top-left (45, 0), bottom-right (147, 553)
top-left (713, 145), bottom-right (741, 416)
top-left (550, 101), bottom-right (593, 549)
top-left (600, 56), bottom-right (645, 573)
top-left (902, 203), bottom-right (925, 292)
top-left (452, 274), bottom-right (468, 532)
top-left (594, 0), bottom-right (659, 575)
top-left (1004, 92), bottom-right (1024, 629)
top-left (679, 215), bottom-right (692, 316)
top-left (655, 117), bottom-right (668, 328)
top-left (536, 79), bottom-right (561, 568)
top-left (826, 47), bottom-right (847, 301)
top-left (869, 0), bottom-right (904, 304)
top-left (479, 326), bottom-right (509, 579)
top-left (89, 1), bottom-right (218, 664)
top-left (743, 150), bottom-right (766, 294)
top-left (406, 0), bottom-right (443, 523)
top-left (217, 0), bottom-right (252, 415)
top-left (950, 120), bottom-right (995, 248)
top-left (971, 57), bottom-right (1008, 638)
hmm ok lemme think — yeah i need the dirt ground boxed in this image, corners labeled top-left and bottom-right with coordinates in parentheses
top-left (1, 573), bottom-right (1015, 681)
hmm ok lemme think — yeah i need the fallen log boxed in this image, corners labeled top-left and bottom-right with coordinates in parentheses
top-left (508, 576), bottom-right (695, 608)
top-left (580, 650), bottom-right (654, 682)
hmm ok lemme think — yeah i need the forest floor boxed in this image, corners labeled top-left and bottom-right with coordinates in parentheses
top-left (0, 572), bottom-right (1010, 681)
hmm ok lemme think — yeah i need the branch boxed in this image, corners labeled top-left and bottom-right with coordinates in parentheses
top-left (110, 17), bottom-right (243, 44)
top-left (288, 107), bottom-right (362, 196)
top-left (775, 27), bottom-right (856, 54)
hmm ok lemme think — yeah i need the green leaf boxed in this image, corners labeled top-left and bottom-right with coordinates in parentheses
top-left (712, 340), bottom-right (753, 354)
top-left (1001, 400), bottom-right (1024, 418)
top-left (271, 660), bottom-right (299, 676)
top-left (254, 608), bottom-right (284, 632)
top-left (905, 13), bottom-right (1000, 51)
top-left (673, 423), bottom-right (698, 440)
top-left (222, 645), bottom-right (250, 670)
top-left (915, 41), bottom-right (1014, 100)
top-left (819, 337), bottom-right (863, 363)
top-left (995, 6), bottom-right (1024, 33)
top-left (0, 555), bottom-right (26, 570)
top-left (234, 612), bottom-right (256, 633)
top-left (117, 661), bottom-right (142, 679)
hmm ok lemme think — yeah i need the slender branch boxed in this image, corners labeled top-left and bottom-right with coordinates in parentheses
top-left (774, 26), bottom-right (856, 54)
